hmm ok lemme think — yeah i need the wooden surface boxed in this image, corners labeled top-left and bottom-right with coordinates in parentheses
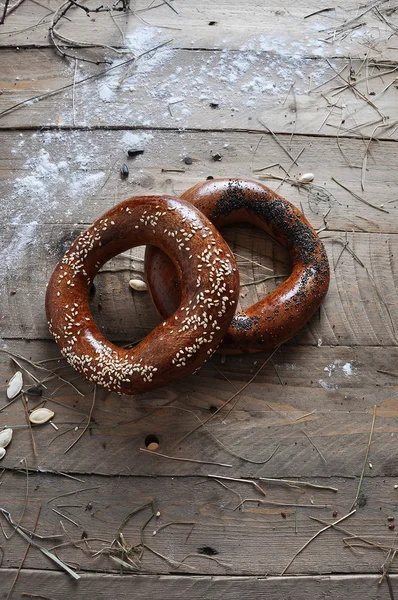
top-left (1, 0), bottom-right (398, 598)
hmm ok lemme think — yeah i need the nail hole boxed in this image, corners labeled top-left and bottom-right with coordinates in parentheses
top-left (145, 434), bottom-right (160, 450)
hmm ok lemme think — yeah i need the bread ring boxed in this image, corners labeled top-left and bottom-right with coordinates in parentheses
top-left (46, 195), bottom-right (239, 394)
top-left (145, 179), bottom-right (330, 353)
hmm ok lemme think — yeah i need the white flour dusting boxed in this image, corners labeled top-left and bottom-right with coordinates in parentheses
top-left (324, 359), bottom-right (356, 378)
top-left (318, 379), bottom-right (338, 392)
top-left (70, 25), bottom-right (330, 127)
top-left (2, 127), bottom-right (155, 290)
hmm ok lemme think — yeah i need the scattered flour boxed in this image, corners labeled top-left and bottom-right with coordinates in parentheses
top-left (323, 359), bottom-right (357, 378)
top-left (1, 131), bottom-right (109, 290)
top-left (2, 127), bottom-right (155, 288)
top-left (318, 380), bottom-right (339, 392)
top-left (70, 25), bottom-right (330, 127)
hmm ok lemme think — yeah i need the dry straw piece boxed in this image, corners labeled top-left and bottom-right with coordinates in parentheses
top-left (0, 428), bottom-right (13, 448)
top-left (6, 371), bottom-right (23, 399)
top-left (29, 407), bottom-right (55, 425)
top-left (129, 279), bottom-right (148, 291)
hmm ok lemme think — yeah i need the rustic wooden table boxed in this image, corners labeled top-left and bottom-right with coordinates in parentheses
top-left (1, 1), bottom-right (398, 597)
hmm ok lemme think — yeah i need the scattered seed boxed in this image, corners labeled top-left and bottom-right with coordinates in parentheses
top-left (387, 516), bottom-right (395, 522)
top-left (120, 164), bottom-right (129, 178)
top-left (129, 279), bottom-right (148, 291)
top-left (29, 407), bottom-right (55, 425)
top-left (208, 21), bottom-right (217, 25)
top-left (212, 153), bottom-right (222, 161)
top-left (389, 524), bottom-right (395, 530)
top-left (281, 511), bottom-right (287, 519)
top-left (10, 290), bottom-right (16, 296)
top-left (25, 386), bottom-right (43, 396)
top-left (6, 371), bottom-right (23, 399)
top-left (332, 511), bottom-right (338, 518)
top-left (297, 173), bottom-right (314, 184)
top-left (147, 442), bottom-right (159, 451)
top-left (49, 421), bottom-right (59, 431)
top-left (156, 510), bottom-right (161, 517)
top-left (206, 175), bottom-right (214, 180)
top-left (0, 448), bottom-right (5, 460)
top-left (0, 428), bottom-right (13, 449)
top-left (209, 102), bottom-right (219, 109)
top-left (127, 149), bottom-right (144, 158)
top-left (183, 156), bottom-right (193, 165)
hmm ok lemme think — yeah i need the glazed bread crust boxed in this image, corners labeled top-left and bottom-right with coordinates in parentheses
top-left (145, 179), bottom-right (330, 354)
top-left (46, 195), bottom-right (239, 394)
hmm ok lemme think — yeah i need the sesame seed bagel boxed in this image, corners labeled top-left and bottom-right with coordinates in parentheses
top-left (46, 195), bottom-right (239, 394)
top-left (145, 179), bottom-right (330, 354)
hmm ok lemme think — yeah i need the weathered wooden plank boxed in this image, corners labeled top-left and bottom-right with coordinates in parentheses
top-left (1, 130), bottom-right (397, 233)
top-left (1, 471), bottom-right (398, 576)
top-left (1, 571), bottom-right (397, 599)
top-left (2, 49), bottom-right (398, 138)
top-left (1, 221), bottom-right (397, 345)
top-left (0, 341), bottom-right (397, 478)
top-left (1, 0), bottom-right (397, 61)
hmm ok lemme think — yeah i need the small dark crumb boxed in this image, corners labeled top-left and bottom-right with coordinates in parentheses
top-left (85, 502), bottom-right (93, 511)
top-left (197, 546), bottom-right (218, 556)
top-left (206, 175), bottom-right (214, 180)
top-left (183, 156), bottom-right (193, 165)
top-left (212, 152), bottom-right (222, 161)
top-left (81, 530), bottom-right (88, 539)
top-left (127, 149), bottom-right (144, 158)
top-left (209, 102), bottom-right (219, 109)
top-left (332, 324), bottom-right (336, 328)
top-left (120, 163), bottom-right (129, 178)
top-left (281, 511), bottom-right (287, 519)
top-left (208, 21), bottom-right (217, 25)
top-left (10, 290), bottom-right (16, 295)
top-left (26, 386), bottom-right (43, 396)
top-left (209, 405), bottom-right (218, 413)
top-left (387, 516), bottom-right (395, 522)
top-left (332, 511), bottom-right (338, 518)
top-left (389, 523), bottom-right (395, 530)
top-left (369, 91), bottom-right (376, 96)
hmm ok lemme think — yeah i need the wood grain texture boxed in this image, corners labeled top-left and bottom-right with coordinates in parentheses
top-left (1, 130), bottom-right (397, 232)
top-left (0, 0), bottom-right (397, 60)
top-left (2, 0), bottom-right (398, 591)
top-left (0, 571), bottom-right (397, 599)
top-left (1, 222), bottom-right (397, 346)
top-left (0, 341), bottom-right (397, 478)
top-left (2, 49), bottom-right (398, 138)
top-left (0, 471), bottom-right (397, 576)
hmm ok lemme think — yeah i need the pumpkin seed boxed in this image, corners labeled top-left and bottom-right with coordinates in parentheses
top-left (129, 279), bottom-right (148, 291)
top-left (6, 371), bottom-right (23, 399)
top-left (29, 407), bottom-right (55, 425)
top-left (0, 428), bottom-right (13, 449)
top-left (0, 448), bottom-right (6, 460)
top-left (297, 172), bottom-right (314, 184)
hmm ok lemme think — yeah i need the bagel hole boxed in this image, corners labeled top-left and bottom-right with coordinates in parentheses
top-left (222, 223), bottom-right (291, 312)
top-left (89, 246), bottom-right (161, 348)
top-left (145, 434), bottom-right (160, 450)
